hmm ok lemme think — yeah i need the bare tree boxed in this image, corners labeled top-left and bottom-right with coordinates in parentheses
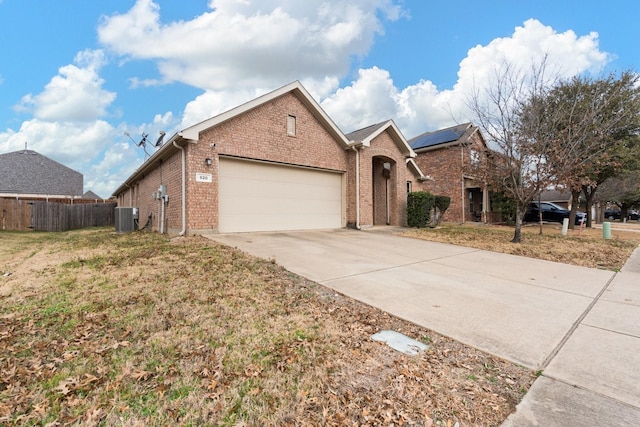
top-left (468, 59), bottom-right (559, 243)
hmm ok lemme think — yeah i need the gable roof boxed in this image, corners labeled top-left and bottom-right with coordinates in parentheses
top-left (345, 120), bottom-right (416, 158)
top-left (0, 149), bottom-right (83, 196)
top-left (345, 122), bottom-right (388, 143)
top-left (409, 123), bottom-right (481, 152)
top-left (82, 190), bottom-right (103, 200)
top-left (113, 81), bottom-right (354, 197)
top-left (181, 81), bottom-right (351, 147)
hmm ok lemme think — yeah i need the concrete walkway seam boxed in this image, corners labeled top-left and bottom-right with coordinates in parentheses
top-left (539, 272), bottom-right (618, 370)
top-left (541, 373), bottom-right (640, 412)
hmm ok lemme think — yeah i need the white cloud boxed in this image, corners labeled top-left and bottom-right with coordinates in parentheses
top-left (322, 19), bottom-right (611, 139)
top-left (85, 142), bottom-right (142, 198)
top-left (180, 87), bottom-right (268, 129)
top-left (98, 0), bottom-right (401, 92)
top-left (0, 119), bottom-right (115, 168)
top-left (15, 50), bottom-right (116, 122)
top-left (321, 67), bottom-right (399, 133)
top-left (456, 19), bottom-right (609, 96)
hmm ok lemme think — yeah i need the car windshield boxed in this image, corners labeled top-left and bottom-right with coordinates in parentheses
top-left (537, 202), bottom-right (565, 210)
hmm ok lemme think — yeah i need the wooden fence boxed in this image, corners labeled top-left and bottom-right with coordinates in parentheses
top-left (0, 198), bottom-right (32, 231)
top-left (1, 199), bottom-right (116, 231)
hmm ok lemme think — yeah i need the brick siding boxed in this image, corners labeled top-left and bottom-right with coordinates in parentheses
top-left (116, 90), bottom-right (415, 234)
top-left (414, 133), bottom-right (486, 223)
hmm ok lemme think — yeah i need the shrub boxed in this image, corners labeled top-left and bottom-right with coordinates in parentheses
top-left (407, 191), bottom-right (434, 227)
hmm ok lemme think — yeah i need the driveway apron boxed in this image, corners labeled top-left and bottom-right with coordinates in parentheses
top-left (206, 228), bottom-right (640, 425)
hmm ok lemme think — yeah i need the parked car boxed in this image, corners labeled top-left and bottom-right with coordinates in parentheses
top-left (604, 209), bottom-right (640, 221)
top-left (604, 209), bottom-right (621, 220)
top-left (524, 201), bottom-right (587, 225)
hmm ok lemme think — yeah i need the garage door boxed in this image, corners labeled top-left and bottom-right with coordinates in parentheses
top-left (218, 157), bottom-right (343, 232)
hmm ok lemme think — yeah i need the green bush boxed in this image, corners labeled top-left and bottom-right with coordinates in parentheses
top-left (407, 192), bottom-right (452, 228)
top-left (407, 191), bottom-right (435, 227)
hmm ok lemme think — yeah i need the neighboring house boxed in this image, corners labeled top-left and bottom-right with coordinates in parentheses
top-left (0, 149), bottom-right (83, 202)
top-left (112, 81), bottom-right (427, 234)
top-left (409, 123), bottom-right (494, 223)
top-left (82, 190), bottom-right (107, 202)
top-left (538, 190), bottom-right (573, 209)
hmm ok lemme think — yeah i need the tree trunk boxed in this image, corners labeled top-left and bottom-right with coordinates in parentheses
top-left (568, 190), bottom-right (580, 230)
top-left (537, 194), bottom-right (543, 235)
top-left (512, 205), bottom-right (525, 243)
top-left (582, 185), bottom-right (597, 228)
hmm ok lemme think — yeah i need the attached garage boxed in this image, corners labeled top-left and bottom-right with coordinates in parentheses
top-left (218, 157), bottom-right (344, 233)
top-left (112, 81), bottom-right (422, 235)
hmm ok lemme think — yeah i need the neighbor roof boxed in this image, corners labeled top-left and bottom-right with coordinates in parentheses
top-left (409, 123), bottom-right (478, 152)
top-left (0, 149), bottom-right (83, 196)
top-left (82, 190), bottom-right (103, 200)
top-left (540, 190), bottom-right (572, 202)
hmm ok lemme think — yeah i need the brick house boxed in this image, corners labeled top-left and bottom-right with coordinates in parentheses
top-left (409, 123), bottom-right (495, 223)
top-left (112, 81), bottom-right (427, 234)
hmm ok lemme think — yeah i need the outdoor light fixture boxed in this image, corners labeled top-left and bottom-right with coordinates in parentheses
top-left (205, 158), bottom-right (212, 166)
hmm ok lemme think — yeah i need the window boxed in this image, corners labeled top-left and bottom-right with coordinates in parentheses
top-left (470, 149), bottom-right (479, 165)
top-left (287, 115), bottom-right (296, 136)
top-left (406, 181), bottom-right (412, 193)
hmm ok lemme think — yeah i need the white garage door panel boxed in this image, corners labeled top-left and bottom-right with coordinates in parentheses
top-left (218, 158), bottom-right (343, 232)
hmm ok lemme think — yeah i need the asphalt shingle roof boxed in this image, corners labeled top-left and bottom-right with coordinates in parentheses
top-left (345, 122), bottom-right (388, 142)
top-left (82, 190), bottom-right (103, 200)
top-left (0, 149), bottom-right (83, 196)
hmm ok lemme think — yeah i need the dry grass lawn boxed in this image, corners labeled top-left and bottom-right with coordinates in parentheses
top-left (0, 228), bottom-right (535, 426)
top-left (402, 222), bottom-right (640, 271)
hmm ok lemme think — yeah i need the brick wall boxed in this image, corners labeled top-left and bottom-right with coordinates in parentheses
top-left (187, 92), bottom-right (351, 232)
top-left (117, 154), bottom-right (183, 232)
top-left (414, 133), bottom-right (486, 223)
top-left (358, 130), bottom-right (409, 227)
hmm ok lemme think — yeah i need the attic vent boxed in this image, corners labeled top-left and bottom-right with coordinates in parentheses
top-left (287, 115), bottom-right (296, 136)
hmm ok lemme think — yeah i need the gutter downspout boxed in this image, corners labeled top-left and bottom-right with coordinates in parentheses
top-left (173, 140), bottom-right (187, 235)
top-left (461, 145), bottom-right (465, 223)
top-left (351, 144), bottom-right (361, 230)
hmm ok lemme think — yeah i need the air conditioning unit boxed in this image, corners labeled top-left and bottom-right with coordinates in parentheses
top-left (115, 207), bottom-right (139, 232)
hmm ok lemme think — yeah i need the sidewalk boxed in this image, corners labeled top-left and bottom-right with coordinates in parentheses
top-left (503, 245), bottom-right (640, 426)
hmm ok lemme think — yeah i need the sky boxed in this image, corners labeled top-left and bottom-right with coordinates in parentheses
top-left (0, 0), bottom-right (638, 199)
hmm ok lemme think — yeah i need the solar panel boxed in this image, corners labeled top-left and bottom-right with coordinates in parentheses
top-left (410, 128), bottom-right (464, 149)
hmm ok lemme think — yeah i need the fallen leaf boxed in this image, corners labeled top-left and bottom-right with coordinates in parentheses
top-left (130, 369), bottom-right (152, 381)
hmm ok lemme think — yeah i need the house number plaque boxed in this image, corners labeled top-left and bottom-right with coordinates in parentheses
top-left (195, 173), bottom-right (213, 183)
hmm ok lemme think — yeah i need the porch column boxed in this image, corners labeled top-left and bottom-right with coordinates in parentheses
top-left (482, 185), bottom-right (489, 223)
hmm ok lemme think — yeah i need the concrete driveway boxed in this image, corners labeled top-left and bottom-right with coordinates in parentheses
top-left (207, 227), bottom-right (640, 425)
